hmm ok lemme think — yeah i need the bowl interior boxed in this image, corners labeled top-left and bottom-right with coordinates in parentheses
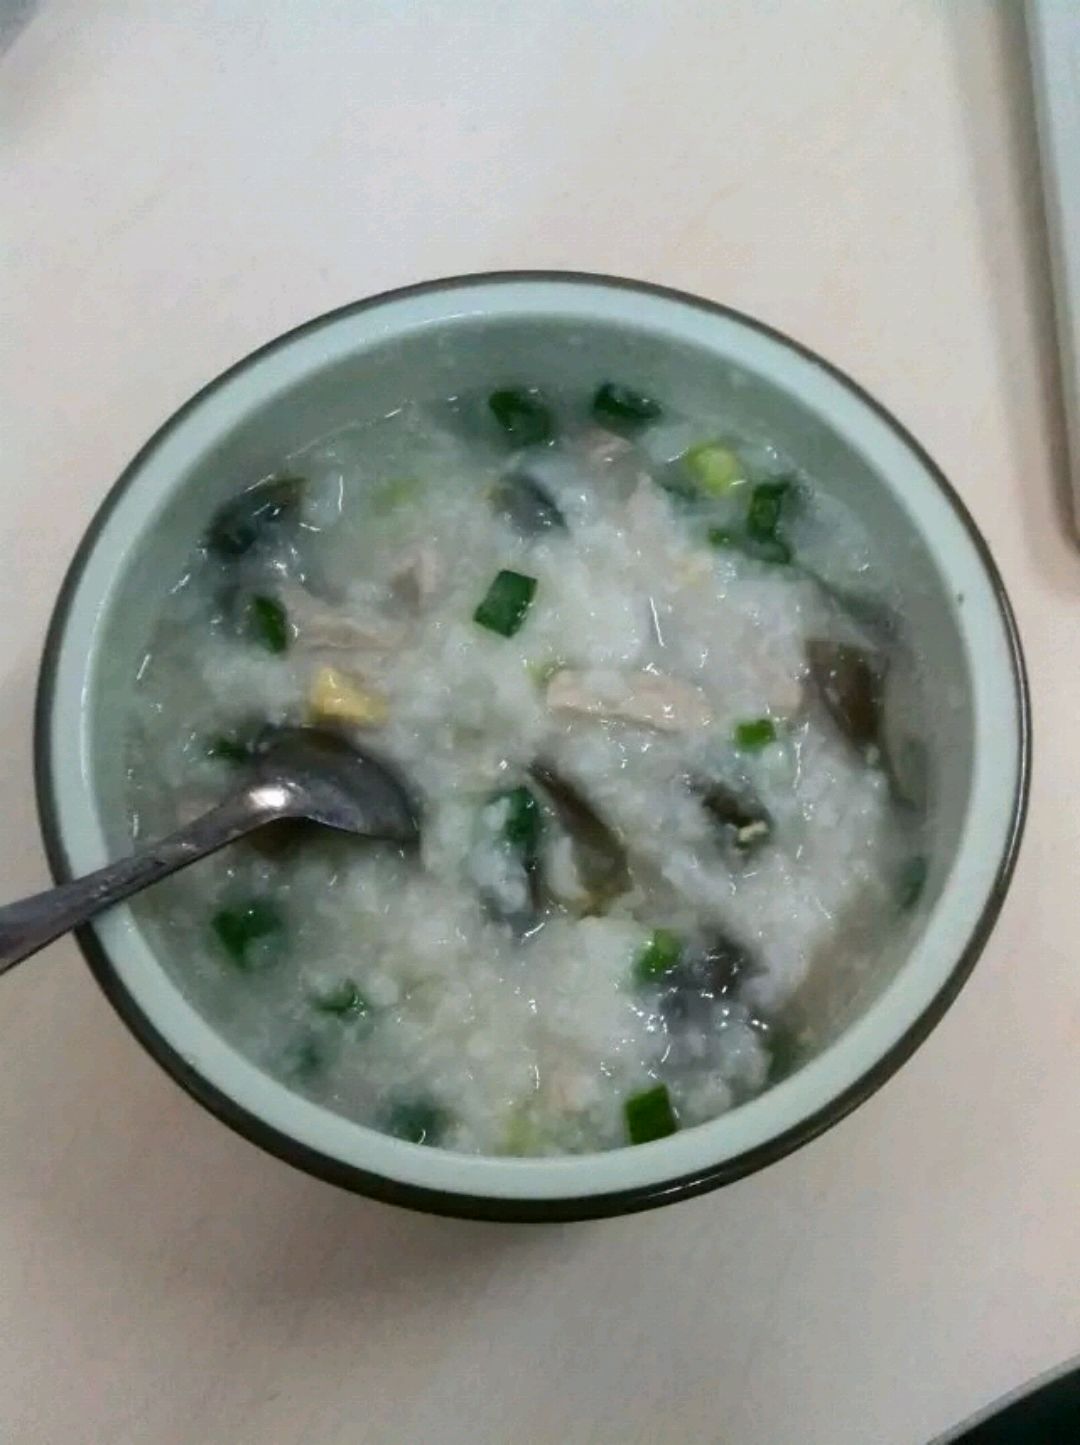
top-left (41, 276), bottom-right (1026, 1212)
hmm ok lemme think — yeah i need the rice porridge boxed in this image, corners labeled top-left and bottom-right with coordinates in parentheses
top-left (125, 380), bottom-right (929, 1154)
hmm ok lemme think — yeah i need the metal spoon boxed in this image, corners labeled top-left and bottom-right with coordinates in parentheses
top-left (0, 727), bottom-right (418, 975)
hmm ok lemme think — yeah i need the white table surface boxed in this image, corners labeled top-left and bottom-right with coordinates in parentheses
top-left (4, 4), bottom-right (1079, 1442)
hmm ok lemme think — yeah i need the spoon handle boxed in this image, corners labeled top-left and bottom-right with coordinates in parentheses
top-left (0, 786), bottom-right (284, 976)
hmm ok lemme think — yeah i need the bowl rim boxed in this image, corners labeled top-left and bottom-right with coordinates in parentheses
top-left (33, 269), bottom-right (1031, 1222)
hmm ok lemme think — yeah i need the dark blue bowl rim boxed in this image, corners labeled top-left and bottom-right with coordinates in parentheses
top-left (33, 270), bottom-right (1032, 1223)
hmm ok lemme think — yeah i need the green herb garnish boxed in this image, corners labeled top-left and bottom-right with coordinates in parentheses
top-left (635, 928), bottom-right (682, 983)
top-left (897, 855), bottom-right (928, 911)
top-left (205, 733), bottom-right (252, 764)
top-left (684, 441), bottom-right (744, 496)
top-left (624, 1083), bottom-right (678, 1144)
top-left (283, 1036), bottom-right (323, 1080)
top-left (497, 785), bottom-right (542, 862)
top-left (473, 569), bottom-right (537, 637)
top-left (707, 525), bottom-right (791, 566)
top-left (385, 1098), bottom-right (448, 1146)
top-left (310, 979), bottom-right (371, 1018)
top-left (746, 479), bottom-right (792, 544)
top-left (765, 1020), bottom-right (802, 1084)
top-left (734, 717), bottom-right (778, 752)
top-left (211, 900), bottom-right (284, 968)
top-left (204, 719), bottom-right (264, 765)
top-left (247, 594), bottom-right (289, 653)
top-left (502, 1104), bottom-right (547, 1157)
top-left (705, 478), bottom-right (794, 564)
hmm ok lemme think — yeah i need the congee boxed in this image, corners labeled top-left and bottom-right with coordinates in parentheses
top-left (125, 380), bottom-right (929, 1154)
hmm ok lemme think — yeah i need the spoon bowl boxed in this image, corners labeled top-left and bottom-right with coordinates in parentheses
top-left (256, 727), bottom-right (419, 844)
top-left (0, 729), bottom-right (418, 974)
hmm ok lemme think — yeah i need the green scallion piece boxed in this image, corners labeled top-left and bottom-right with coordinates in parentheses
top-left (211, 900), bottom-right (283, 968)
top-left (591, 382), bottom-right (663, 432)
top-left (310, 979), bottom-right (370, 1018)
top-left (283, 1036), bottom-right (323, 1080)
top-left (707, 525), bottom-right (792, 566)
top-left (746, 479), bottom-right (792, 544)
top-left (497, 785), bottom-right (542, 862)
top-left (473, 569), bottom-right (537, 637)
top-left (624, 1082), bottom-right (678, 1144)
top-left (247, 594), bottom-right (289, 653)
top-left (734, 717), bottom-right (778, 752)
top-left (204, 733), bottom-right (253, 765)
top-left (488, 388), bottom-right (555, 447)
top-left (765, 1021), bottom-right (802, 1084)
top-left (684, 441), bottom-right (744, 496)
top-left (897, 855), bottom-right (928, 910)
top-left (635, 928), bottom-right (682, 983)
top-left (385, 1098), bottom-right (448, 1147)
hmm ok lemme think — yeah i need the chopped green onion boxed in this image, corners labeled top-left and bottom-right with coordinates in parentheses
top-left (247, 594), bottom-right (289, 653)
top-left (764, 1020), bottom-right (802, 1083)
top-left (635, 928), bottom-right (682, 983)
top-left (707, 526), bottom-right (791, 566)
top-left (591, 382), bottom-right (663, 432)
top-left (205, 476), bottom-right (304, 558)
top-left (473, 569), bottom-right (537, 637)
top-left (203, 719), bottom-right (266, 765)
top-left (624, 1082), bottom-right (678, 1144)
top-left (734, 717), bottom-right (778, 752)
top-left (283, 1036), bottom-right (323, 1080)
top-left (502, 1105), bottom-right (547, 1157)
top-left (204, 732), bottom-right (253, 765)
top-left (746, 479), bottom-right (792, 544)
top-left (385, 1098), bottom-right (447, 1146)
top-left (488, 388), bottom-right (555, 447)
top-left (482, 784), bottom-right (544, 926)
top-left (497, 784), bottom-right (543, 862)
top-left (310, 979), bottom-right (370, 1018)
top-left (211, 900), bottom-right (283, 968)
top-left (897, 855), bottom-right (928, 911)
top-left (684, 441), bottom-right (744, 496)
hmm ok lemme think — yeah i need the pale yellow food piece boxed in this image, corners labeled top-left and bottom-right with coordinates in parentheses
top-left (307, 665), bottom-right (389, 727)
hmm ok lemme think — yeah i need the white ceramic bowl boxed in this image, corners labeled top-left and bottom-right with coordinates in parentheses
top-left (35, 274), bottom-right (1029, 1220)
